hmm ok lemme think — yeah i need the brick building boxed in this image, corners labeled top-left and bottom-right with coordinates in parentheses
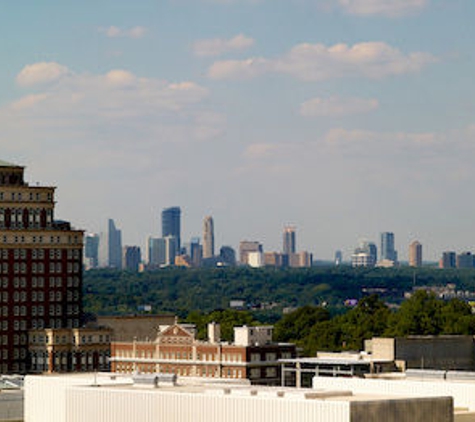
top-left (28, 327), bottom-right (112, 373)
top-left (0, 160), bottom-right (83, 373)
top-left (110, 323), bottom-right (296, 385)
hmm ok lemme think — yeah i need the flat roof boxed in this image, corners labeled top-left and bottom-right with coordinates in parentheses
top-left (280, 357), bottom-right (393, 366)
top-left (27, 373), bottom-right (447, 404)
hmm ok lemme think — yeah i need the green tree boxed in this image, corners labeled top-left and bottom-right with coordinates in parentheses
top-left (274, 305), bottom-right (331, 344)
top-left (338, 295), bottom-right (390, 350)
top-left (386, 290), bottom-right (443, 336)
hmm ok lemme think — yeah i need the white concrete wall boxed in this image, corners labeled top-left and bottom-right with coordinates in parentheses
top-left (24, 375), bottom-right (133, 422)
top-left (314, 375), bottom-right (474, 411)
top-left (64, 388), bottom-right (351, 422)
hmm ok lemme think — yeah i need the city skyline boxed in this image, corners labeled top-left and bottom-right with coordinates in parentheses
top-left (88, 210), bottom-right (475, 265)
top-left (0, 1), bottom-right (474, 261)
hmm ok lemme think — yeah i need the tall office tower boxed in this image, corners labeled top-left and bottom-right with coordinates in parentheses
top-left (99, 219), bottom-right (122, 269)
top-left (164, 236), bottom-right (178, 266)
top-left (219, 246), bottom-right (236, 266)
top-left (147, 237), bottom-right (166, 268)
top-left (408, 241), bottom-right (422, 267)
top-left (380, 232), bottom-right (397, 262)
top-left (439, 251), bottom-right (456, 269)
top-left (122, 246), bottom-right (141, 272)
top-left (239, 241), bottom-right (263, 265)
top-left (202, 216), bottom-right (215, 259)
top-left (161, 207), bottom-right (181, 251)
top-left (0, 160), bottom-right (83, 373)
top-left (334, 250), bottom-right (342, 266)
top-left (188, 237), bottom-right (202, 267)
top-left (282, 226), bottom-right (296, 255)
top-left (84, 233), bottom-right (99, 269)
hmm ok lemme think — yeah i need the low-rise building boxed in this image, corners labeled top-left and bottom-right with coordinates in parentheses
top-left (24, 373), bottom-right (454, 422)
top-left (110, 323), bottom-right (296, 386)
top-left (365, 336), bottom-right (475, 371)
top-left (28, 327), bottom-right (112, 373)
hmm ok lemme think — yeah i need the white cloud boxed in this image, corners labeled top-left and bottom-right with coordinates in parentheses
top-left (16, 62), bottom-right (70, 87)
top-left (193, 34), bottom-right (254, 57)
top-left (99, 26), bottom-right (147, 39)
top-left (3, 63), bottom-right (212, 147)
top-left (208, 41), bottom-right (436, 81)
top-left (322, 127), bottom-right (442, 157)
top-left (10, 94), bottom-right (49, 111)
top-left (208, 58), bottom-right (270, 79)
top-left (336, 0), bottom-right (428, 17)
top-left (300, 96), bottom-right (379, 117)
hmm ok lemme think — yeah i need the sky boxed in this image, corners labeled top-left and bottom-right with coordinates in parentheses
top-left (0, 0), bottom-right (474, 261)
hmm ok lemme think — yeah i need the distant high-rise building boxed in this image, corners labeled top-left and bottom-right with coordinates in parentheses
top-left (147, 237), bottom-right (166, 268)
top-left (99, 219), bottom-right (122, 268)
top-left (202, 216), bottom-right (215, 259)
top-left (248, 251), bottom-right (264, 268)
top-left (161, 207), bottom-right (181, 250)
top-left (409, 241), bottom-right (422, 267)
top-left (84, 233), bottom-right (100, 269)
top-left (164, 236), bottom-right (178, 266)
top-left (334, 250), bottom-right (342, 266)
top-left (457, 252), bottom-right (474, 269)
top-left (264, 252), bottom-right (285, 268)
top-left (283, 226), bottom-right (296, 255)
top-left (440, 251), bottom-right (456, 269)
top-left (183, 237), bottom-right (203, 267)
top-left (219, 246), bottom-right (236, 266)
top-left (380, 232), bottom-right (397, 262)
top-left (239, 241), bottom-right (263, 265)
top-left (289, 251), bottom-right (313, 268)
top-left (123, 246), bottom-right (141, 272)
top-left (351, 240), bottom-right (377, 267)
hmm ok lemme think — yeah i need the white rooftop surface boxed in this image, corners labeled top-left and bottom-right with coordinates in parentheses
top-left (25, 373), bottom-right (453, 422)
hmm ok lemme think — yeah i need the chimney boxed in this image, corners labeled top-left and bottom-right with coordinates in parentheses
top-left (208, 322), bottom-right (221, 344)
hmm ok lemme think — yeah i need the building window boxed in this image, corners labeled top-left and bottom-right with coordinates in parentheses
top-left (250, 368), bottom-right (260, 379)
top-left (250, 353), bottom-right (260, 362)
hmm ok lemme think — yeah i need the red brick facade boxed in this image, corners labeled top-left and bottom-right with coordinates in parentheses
top-left (0, 161), bottom-right (83, 373)
top-left (111, 324), bottom-right (296, 385)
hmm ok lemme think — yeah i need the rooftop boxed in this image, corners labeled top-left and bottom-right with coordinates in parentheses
top-left (0, 159), bottom-right (21, 168)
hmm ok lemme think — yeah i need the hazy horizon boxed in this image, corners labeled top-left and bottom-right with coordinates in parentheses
top-left (1, 0), bottom-right (473, 261)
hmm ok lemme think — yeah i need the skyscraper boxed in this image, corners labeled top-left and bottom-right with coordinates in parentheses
top-left (123, 246), bottom-right (141, 272)
top-left (147, 237), bottom-right (166, 268)
top-left (202, 216), bottom-right (214, 259)
top-left (164, 235), bottom-right (178, 266)
top-left (440, 251), bottom-right (456, 269)
top-left (0, 160), bottom-right (83, 373)
top-left (219, 246), bottom-right (236, 266)
top-left (380, 232), bottom-right (397, 262)
top-left (99, 219), bottom-right (122, 268)
top-left (409, 241), bottom-right (422, 267)
top-left (282, 226), bottom-right (296, 255)
top-left (161, 207), bottom-right (181, 251)
top-left (84, 233), bottom-right (99, 269)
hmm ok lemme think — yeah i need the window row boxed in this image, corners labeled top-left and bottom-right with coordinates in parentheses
top-left (0, 191), bottom-right (52, 202)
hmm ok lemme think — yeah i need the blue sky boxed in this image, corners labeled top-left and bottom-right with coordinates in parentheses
top-left (1, 0), bottom-right (474, 261)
